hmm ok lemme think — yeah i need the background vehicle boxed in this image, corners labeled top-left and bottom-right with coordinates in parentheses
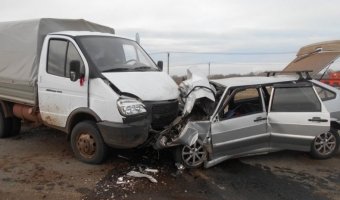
top-left (320, 71), bottom-right (340, 88)
top-left (0, 18), bottom-right (179, 164)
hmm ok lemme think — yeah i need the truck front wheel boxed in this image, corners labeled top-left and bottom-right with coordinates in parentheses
top-left (70, 121), bottom-right (108, 164)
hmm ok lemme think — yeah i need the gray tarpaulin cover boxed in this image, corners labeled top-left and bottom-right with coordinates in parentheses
top-left (0, 18), bottom-right (115, 105)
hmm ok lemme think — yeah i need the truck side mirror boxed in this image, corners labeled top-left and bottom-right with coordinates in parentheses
top-left (70, 60), bottom-right (81, 82)
top-left (157, 61), bottom-right (163, 71)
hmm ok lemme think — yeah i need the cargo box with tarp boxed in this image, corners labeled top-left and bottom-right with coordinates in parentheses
top-left (0, 18), bottom-right (115, 105)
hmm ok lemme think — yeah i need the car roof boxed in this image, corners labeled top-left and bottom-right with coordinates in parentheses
top-left (210, 75), bottom-right (298, 87)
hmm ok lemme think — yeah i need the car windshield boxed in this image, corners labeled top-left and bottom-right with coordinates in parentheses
top-left (77, 36), bottom-right (159, 72)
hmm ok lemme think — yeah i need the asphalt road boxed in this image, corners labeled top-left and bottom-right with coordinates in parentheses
top-left (0, 126), bottom-right (339, 200)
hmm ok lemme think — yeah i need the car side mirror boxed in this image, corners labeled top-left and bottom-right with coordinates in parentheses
top-left (157, 61), bottom-right (163, 71)
top-left (70, 60), bottom-right (81, 82)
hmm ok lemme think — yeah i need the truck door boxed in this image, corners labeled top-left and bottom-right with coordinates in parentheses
top-left (268, 83), bottom-right (330, 151)
top-left (38, 36), bottom-right (88, 128)
top-left (210, 87), bottom-right (269, 158)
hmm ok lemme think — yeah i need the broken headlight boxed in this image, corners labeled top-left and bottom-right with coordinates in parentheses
top-left (117, 98), bottom-right (147, 116)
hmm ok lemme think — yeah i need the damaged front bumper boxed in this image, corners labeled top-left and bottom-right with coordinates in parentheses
top-left (98, 120), bottom-right (149, 149)
top-left (153, 120), bottom-right (212, 152)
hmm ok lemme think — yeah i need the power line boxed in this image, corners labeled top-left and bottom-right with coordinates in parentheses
top-left (149, 51), bottom-right (295, 55)
top-left (170, 62), bottom-right (287, 67)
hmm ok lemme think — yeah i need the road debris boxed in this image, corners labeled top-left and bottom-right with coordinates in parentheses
top-left (175, 162), bottom-right (185, 170)
top-left (127, 171), bottom-right (158, 183)
top-left (117, 155), bottom-right (130, 160)
top-left (145, 168), bottom-right (159, 173)
top-left (171, 163), bottom-right (186, 177)
top-left (116, 177), bottom-right (127, 184)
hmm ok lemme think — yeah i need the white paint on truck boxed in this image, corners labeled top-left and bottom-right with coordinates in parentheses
top-left (89, 78), bottom-right (123, 123)
top-left (103, 72), bottom-right (179, 101)
top-left (38, 35), bottom-right (89, 127)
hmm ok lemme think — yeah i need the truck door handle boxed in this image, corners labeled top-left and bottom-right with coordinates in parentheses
top-left (46, 89), bottom-right (62, 93)
top-left (308, 117), bottom-right (328, 122)
top-left (254, 117), bottom-right (267, 122)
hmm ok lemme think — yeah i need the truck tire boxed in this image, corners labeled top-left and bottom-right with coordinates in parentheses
top-left (70, 120), bottom-right (108, 164)
top-left (10, 117), bottom-right (21, 136)
top-left (0, 107), bottom-right (12, 138)
top-left (311, 129), bottom-right (339, 159)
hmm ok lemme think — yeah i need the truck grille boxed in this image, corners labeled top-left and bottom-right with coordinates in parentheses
top-left (144, 100), bottom-right (179, 130)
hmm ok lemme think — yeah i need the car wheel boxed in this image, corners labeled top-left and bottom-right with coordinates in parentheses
top-left (175, 139), bottom-right (207, 168)
top-left (0, 107), bottom-right (12, 138)
top-left (70, 120), bottom-right (108, 164)
top-left (311, 130), bottom-right (339, 159)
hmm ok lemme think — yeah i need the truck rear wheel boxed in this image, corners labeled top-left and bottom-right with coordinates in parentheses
top-left (70, 120), bottom-right (108, 164)
top-left (10, 117), bottom-right (21, 136)
top-left (0, 107), bottom-right (12, 138)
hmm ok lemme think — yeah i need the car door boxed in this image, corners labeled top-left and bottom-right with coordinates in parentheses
top-left (268, 82), bottom-right (330, 151)
top-left (210, 87), bottom-right (269, 158)
top-left (38, 36), bottom-right (88, 128)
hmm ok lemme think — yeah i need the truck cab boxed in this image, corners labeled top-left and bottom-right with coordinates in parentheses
top-left (37, 32), bottom-right (180, 163)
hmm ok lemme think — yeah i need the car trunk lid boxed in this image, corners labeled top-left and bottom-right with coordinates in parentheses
top-left (283, 40), bottom-right (340, 75)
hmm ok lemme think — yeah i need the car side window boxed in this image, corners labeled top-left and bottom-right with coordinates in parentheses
top-left (271, 87), bottom-right (321, 112)
top-left (220, 88), bottom-right (263, 120)
top-left (314, 85), bottom-right (336, 101)
top-left (47, 39), bottom-right (84, 78)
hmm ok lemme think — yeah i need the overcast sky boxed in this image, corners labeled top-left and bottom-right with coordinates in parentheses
top-left (2, 0), bottom-right (340, 75)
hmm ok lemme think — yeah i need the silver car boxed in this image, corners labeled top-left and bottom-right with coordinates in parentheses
top-left (154, 70), bottom-right (340, 168)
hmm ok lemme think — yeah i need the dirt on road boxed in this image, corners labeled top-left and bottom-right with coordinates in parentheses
top-left (0, 126), bottom-right (340, 200)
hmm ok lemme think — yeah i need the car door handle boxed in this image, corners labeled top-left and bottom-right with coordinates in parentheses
top-left (254, 117), bottom-right (267, 122)
top-left (308, 117), bottom-right (328, 122)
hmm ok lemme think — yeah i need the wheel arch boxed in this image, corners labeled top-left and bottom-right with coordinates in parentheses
top-left (330, 120), bottom-right (340, 133)
top-left (66, 108), bottom-right (101, 138)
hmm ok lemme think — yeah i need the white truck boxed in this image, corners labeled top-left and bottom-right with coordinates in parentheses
top-left (0, 18), bottom-right (179, 163)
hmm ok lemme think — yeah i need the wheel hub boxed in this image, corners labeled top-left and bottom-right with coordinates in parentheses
top-left (77, 133), bottom-right (96, 158)
top-left (314, 132), bottom-right (336, 156)
top-left (182, 141), bottom-right (206, 167)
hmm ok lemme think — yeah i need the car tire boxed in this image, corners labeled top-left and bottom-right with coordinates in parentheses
top-left (0, 107), bottom-right (12, 138)
top-left (70, 120), bottom-right (108, 164)
top-left (311, 129), bottom-right (339, 159)
top-left (174, 139), bottom-right (207, 168)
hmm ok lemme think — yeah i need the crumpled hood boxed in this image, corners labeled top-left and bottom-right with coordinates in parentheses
top-left (180, 68), bottom-right (215, 116)
top-left (103, 72), bottom-right (179, 101)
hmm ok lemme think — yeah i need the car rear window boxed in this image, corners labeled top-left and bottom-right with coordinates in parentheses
top-left (314, 85), bottom-right (336, 101)
top-left (271, 87), bottom-right (321, 112)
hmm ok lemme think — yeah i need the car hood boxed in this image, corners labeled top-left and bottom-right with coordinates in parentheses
top-left (103, 71), bottom-right (179, 101)
top-left (283, 40), bottom-right (340, 75)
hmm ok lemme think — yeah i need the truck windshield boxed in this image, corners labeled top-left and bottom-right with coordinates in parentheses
top-left (78, 36), bottom-right (159, 72)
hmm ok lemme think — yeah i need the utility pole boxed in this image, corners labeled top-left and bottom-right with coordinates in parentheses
top-left (208, 62), bottom-right (211, 78)
top-left (167, 52), bottom-right (170, 74)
